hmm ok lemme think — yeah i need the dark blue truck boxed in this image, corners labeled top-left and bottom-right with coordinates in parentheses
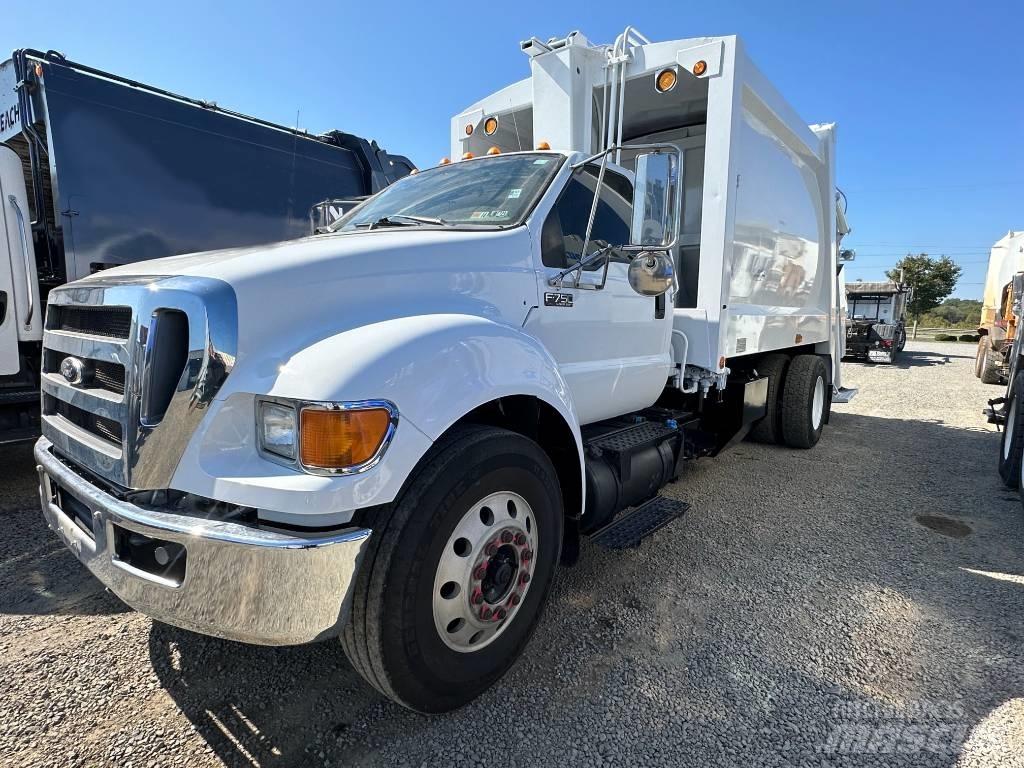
top-left (0, 49), bottom-right (413, 442)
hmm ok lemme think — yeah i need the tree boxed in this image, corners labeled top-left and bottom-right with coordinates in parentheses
top-left (886, 254), bottom-right (962, 321)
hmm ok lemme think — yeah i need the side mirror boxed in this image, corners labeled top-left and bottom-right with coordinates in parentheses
top-left (628, 252), bottom-right (674, 296)
top-left (309, 197), bottom-right (367, 234)
top-left (630, 151), bottom-right (679, 249)
top-left (839, 248), bottom-right (856, 262)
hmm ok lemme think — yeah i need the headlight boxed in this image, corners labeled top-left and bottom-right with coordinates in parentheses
top-left (256, 398), bottom-right (398, 474)
top-left (258, 401), bottom-right (297, 460)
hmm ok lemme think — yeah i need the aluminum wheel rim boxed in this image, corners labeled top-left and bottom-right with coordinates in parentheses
top-left (432, 491), bottom-right (537, 653)
top-left (1005, 397), bottom-right (1017, 460)
top-left (811, 376), bottom-right (825, 431)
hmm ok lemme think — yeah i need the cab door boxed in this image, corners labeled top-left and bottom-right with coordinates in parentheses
top-left (525, 163), bottom-right (673, 425)
top-left (0, 144), bottom-right (41, 375)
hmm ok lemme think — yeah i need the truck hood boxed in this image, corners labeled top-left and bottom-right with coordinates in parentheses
top-left (84, 226), bottom-right (538, 374)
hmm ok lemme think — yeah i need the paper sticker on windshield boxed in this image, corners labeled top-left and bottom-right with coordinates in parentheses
top-left (507, 189), bottom-right (522, 199)
top-left (470, 210), bottom-right (510, 220)
top-left (533, 158), bottom-right (551, 165)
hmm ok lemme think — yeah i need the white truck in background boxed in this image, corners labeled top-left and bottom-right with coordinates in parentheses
top-left (35, 28), bottom-right (850, 713)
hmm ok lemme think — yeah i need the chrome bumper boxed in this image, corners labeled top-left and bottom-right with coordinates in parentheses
top-left (34, 437), bottom-right (371, 645)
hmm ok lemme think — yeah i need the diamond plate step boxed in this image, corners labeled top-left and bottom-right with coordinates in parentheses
top-left (590, 496), bottom-right (690, 550)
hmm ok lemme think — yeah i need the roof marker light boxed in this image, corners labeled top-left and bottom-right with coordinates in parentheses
top-left (536, 141), bottom-right (550, 150)
top-left (439, 157), bottom-right (451, 165)
top-left (692, 60), bottom-right (708, 76)
top-left (465, 124), bottom-right (474, 136)
top-left (487, 146), bottom-right (501, 155)
top-left (655, 68), bottom-right (677, 93)
top-left (462, 152), bottom-right (474, 160)
top-left (484, 116), bottom-right (499, 135)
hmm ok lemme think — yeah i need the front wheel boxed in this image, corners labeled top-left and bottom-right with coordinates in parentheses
top-left (981, 340), bottom-right (1003, 385)
top-left (1000, 374), bottom-right (1024, 487)
top-left (341, 425), bottom-right (563, 713)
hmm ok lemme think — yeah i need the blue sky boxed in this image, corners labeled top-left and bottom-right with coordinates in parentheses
top-left (5, 0), bottom-right (1022, 298)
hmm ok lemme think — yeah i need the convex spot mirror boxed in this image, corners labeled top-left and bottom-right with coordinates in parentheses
top-left (630, 151), bottom-right (679, 249)
top-left (628, 251), bottom-right (674, 296)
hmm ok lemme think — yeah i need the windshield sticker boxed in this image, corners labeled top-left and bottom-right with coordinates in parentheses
top-left (533, 158), bottom-right (551, 165)
top-left (507, 189), bottom-right (522, 199)
top-left (470, 210), bottom-right (511, 220)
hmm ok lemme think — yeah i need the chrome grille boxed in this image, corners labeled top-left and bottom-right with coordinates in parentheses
top-left (48, 305), bottom-right (132, 339)
top-left (40, 276), bottom-right (237, 490)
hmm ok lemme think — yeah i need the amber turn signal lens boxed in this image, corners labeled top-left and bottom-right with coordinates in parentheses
top-left (462, 151), bottom-right (474, 160)
top-left (655, 68), bottom-right (677, 93)
top-left (487, 146), bottom-right (501, 155)
top-left (536, 140), bottom-right (550, 150)
top-left (439, 157), bottom-right (451, 165)
top-left (692, 59), bottom-right (707, 76)
top-left (465, 123), bottom-right (474, 136)
top-left (300, 408), bottom-right (391, 469)
top-left (484, 116), bottom-right (499, 135)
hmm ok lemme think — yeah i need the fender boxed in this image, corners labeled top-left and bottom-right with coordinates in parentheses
top-left (172, 313), bottom-right (585, 525)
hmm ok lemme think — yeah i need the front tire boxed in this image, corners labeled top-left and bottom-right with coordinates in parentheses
top-left (780, 355), bottom-right (830, 449)
top-left (1000, 374), bottom-right (1024, 488)
top-left (341, 425), bottom-right (563, 713)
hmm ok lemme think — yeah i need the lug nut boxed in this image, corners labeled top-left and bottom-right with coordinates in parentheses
top-left (485, 543), bottom-right (498, 556)
top-left (500, 530), bottom-right (514, 543)
top-left (519, 572), bottom-right (531, 585)
top-left (494, 607), bottom-right (507, 621)
top-left (521, 549), bottom-right (533, 562)
top-left (472, 589), bottom-right (484, 605)
top-left (480, 607), bottom-right (492, 620)
top-left (510, 593), bottom-right (522, 606)
top-left (473, 564), bottom-right (487, 580)
top-left (514, 532), bottom-right (527, 545)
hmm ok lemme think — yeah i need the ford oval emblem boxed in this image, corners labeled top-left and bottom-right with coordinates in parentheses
top-left (60, 356), bottom-right (87, 386)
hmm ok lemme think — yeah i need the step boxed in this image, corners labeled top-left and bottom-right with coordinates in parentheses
top-left (590, 495), bottom-right (690, 550)
top-left (832, 386), bottom-right (858, 404)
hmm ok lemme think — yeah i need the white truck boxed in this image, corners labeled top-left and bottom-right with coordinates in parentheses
top-left (34, 28), bottom-right (849, 713)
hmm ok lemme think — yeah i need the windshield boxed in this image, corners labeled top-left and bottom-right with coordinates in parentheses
top-left (330, 153), bottom-right (564, 231)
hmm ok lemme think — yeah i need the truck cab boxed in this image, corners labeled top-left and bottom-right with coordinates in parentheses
top-left (35, 28), bottom-right (848, 713)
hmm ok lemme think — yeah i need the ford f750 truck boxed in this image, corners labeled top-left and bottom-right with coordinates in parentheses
top-left (35, 28), bottom-right (850, 712)
top-left (0, 49), bottom-right (412, 443)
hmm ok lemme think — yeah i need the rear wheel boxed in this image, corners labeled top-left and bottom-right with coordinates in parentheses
top-left (1000, 374), bottom-right (1024, 487)
top-left (341, 425), bottom-right (563, 713)
top-left (748, 353), bottom-right (790, 444)
top-left (780, 355), bottom-right (830, 449)
top-left (981, 341), bottom-right (1002, 385)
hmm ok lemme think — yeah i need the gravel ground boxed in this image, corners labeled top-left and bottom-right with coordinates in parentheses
top-left (2, 340), bottom-right (1023, 767)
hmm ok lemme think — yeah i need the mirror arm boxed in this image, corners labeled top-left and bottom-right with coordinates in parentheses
top-left (549, 244), bottom-right (613, 288)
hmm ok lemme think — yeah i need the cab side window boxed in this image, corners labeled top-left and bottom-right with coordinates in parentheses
top-left (541, 165), bottom-right (633, 269)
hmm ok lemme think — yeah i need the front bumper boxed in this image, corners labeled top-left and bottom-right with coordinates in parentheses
top-left (34, 437), bottom-right (372, 645)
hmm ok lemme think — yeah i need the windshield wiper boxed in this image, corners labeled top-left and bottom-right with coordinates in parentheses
top-left (363, 214), bottom-right (450, 230)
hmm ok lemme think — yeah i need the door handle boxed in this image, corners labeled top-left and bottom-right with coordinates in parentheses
top-left (7, 195), bottom-right (34, 327)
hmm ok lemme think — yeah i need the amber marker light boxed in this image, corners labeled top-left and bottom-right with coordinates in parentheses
top-left (439, 157), bottom-right (451, 165)
top-left (487, 146), bottom-right (501, 155)
top-left (462, 151), bottom-right (475, 160)
top-left (300, 407), bottom-right (392, 470)
top-left (465, 123), bottom-right (474, 136)
top-left (536, 140), bottom-right (551, 150)
top-left (655, 68), bottom-right (677, 93)
top-left (692, 60), bottom-right (708, 76)
top-left (484, 116), bottom-right (499, 135)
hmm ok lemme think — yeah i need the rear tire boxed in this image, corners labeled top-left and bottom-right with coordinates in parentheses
top-left (981, 341), bottom-right (1002, 385)
top-left (999, 374), bottom-right (1024, 488)
top-left (341, 425), bottom-right (563, 713)
top-left (780, 355), bottom-right (830, 449)
top-left (748, 353), bottom-right (790, 444)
